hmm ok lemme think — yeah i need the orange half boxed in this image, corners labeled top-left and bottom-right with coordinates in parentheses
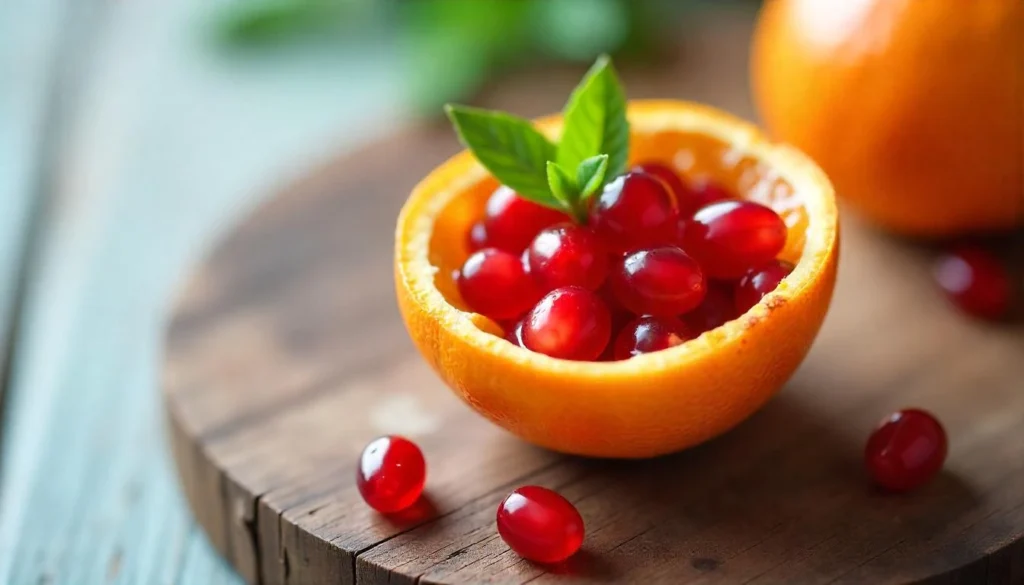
top-left (396, 101), bottom-right (839, 458)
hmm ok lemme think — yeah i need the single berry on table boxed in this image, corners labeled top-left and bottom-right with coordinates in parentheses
top-left (496, 486), bottom-right (585, 564)
top-left (735, 260), bottom-right (795, 314)
top-left (521, 287), bottom-right (611, 361)
top-left (683, 200), bottom-right (788, 279)
top-left (683, 281), bottom-right (739, 334)
top-left (526, 223), bottom-right (609, 292)
top-left (457, 248), bottom-right (540, 321)
top-left (933, 246), bottom-right (1013, 320)
top-left (484, 186), bottom-right (567, 252)
top-left (865, 409), bottom-right (947, 492)
top-left (589, 171), bottom-right (680, 252)
top-left (609, 246), bottom-right (707, 316)
top-left (613, 316), bottom-right (695, 360)
top-left (356, 436), bottom-right (426, 513)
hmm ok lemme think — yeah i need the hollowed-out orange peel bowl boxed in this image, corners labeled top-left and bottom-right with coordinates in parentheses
top-left (395, 101), bottom-right (839, 459)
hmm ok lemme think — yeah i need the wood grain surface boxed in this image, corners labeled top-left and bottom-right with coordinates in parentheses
top-left (0, 0), bottom-right (402, 583)
top-left (162, 13), bottom-right (1024, 585)
top-left (163, 127), bottom-right (1024, 585)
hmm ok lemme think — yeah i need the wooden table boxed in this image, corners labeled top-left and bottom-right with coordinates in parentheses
top-left (0, 0), bottom-right (402, 582)
top-left (162, 121), bottom-right (1024, 584)
top-left (4, 2), bottom-right (1022, 584)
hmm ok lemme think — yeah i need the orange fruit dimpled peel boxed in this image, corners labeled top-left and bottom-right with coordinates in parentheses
top-left (752, 0), bottom-right (1024, 236)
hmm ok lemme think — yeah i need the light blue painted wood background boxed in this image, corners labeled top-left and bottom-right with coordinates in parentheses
top-left (0, 1), bottom-right (404, 582)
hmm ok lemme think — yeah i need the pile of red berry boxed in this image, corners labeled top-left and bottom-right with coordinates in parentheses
top-left (456, 163), bottom-right (793, 361)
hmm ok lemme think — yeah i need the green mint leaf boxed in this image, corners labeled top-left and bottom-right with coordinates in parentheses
top-left (546, 161), bottom-right (588, 223)
top-left (445, 104), bottom-right (560, 208)
top-left (556, 54), bottom-right (629, 178)
top-left (576, 154), bottom-right (609, 201)
top-left (546, 161), bottom-right (578, 208)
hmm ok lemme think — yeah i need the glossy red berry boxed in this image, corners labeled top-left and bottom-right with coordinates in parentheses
top-left (634, 162), bottom-right (687, 198)
top-left (613, 316), bottom-right (694, 360)
top-left (635, 163), bottom-right (733, 216)
top-left (690, 179), bottom-right (733, 208)
top-left (526, 223), bottom-right (609, 292)
top-left (933, 246), bottom-right (1012, 320)
top-left (735, 260), bottom-right (795, 314)
top-left (466, 221), bottom-right (489, 252)
top-left (683, 281), bottom-right (739, 334)
top-left (589, 171), bottom-right (679, 252)
top-left (521, 287), bottom-right (611, 361)
top-left (356, 436), bottom-right (426, 513)
top-left (497, 486), bottom-right (585, 564)
top-left (457, 248), bottom-right (540, 321)
top-left (683, 200), bottom-right (788, 279)
top-left (865, 409), bottom-right (947, 492)
top-left (484, 186), bottom-right (566, 252)
top-left (504, 319), bottom-right (525, 347)
top-left (609, 246), bottom-right (707, 316)
top-left (597, 284), bottom-right (633, 330)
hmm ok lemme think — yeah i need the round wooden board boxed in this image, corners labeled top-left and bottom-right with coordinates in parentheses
top-left (163, 18), bottom-right (1024, 585)
top-left (163, 123), bottom-right (1024, 585)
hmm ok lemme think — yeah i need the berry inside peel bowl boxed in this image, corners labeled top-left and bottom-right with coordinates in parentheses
top-left (396, 101), bottom-right (838, 458)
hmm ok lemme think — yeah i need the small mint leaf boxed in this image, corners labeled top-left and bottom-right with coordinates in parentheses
top-left (445, 104), bottom-right (560, 209)
top-left (576, 154), bottom-right (609, 201)
top-left (556, 54), bottom-right (629, 178)
top-left (545, 161), bottom-right (578, 210)
top-left (546, 161), bottom-right (589, 223)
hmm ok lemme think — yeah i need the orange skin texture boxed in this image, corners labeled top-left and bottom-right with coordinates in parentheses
top-left (396, 102), bottom-right (839, 459)
top-left (752, 0), bottom-right (1024, 236)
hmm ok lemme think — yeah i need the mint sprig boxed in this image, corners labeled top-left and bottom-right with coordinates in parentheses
top-left (444, 55), bottom-right (629, 223)
top-left (545, 154), bottom-right (608, 224)
top-left (576, 154), bottom-right (610, 201)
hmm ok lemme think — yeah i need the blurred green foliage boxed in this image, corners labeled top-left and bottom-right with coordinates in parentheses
top-left (212, 0), bottom-right (739, 114)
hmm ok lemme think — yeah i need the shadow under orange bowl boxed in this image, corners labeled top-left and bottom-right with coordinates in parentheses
top-left (395, 101), bottom-right (839, 458)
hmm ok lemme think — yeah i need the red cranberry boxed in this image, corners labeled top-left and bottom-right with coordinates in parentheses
top-left (735, 260), bottom-right (795, 314)
top-left (683, 200), bottom-right (788, 279)
top-left (609, 246), bottom-right (706, 316)
top-left (504, 319), bottom-right (525, 347)
top-left (526, 224), bottom-right (609, 292)
top-left (634, 162), bottom-right (687, 199)
top-left (613, 316), bottom-right (694, 360)
top-left (466, 221), bottom-right (489, 252)
top-left (933, 246), bottom-right (1012, 320)
top-left (457, 248), bottom-right (540, 321)
top-left (484, 186), bottom-right (566, 252)
top-left (521, 287), bottom-right (611, 361)
top-left (597, 285), bottom-right (633, 330)
top-left (691, 179), bottom-right (733, 208)
top-left (589, 171), bottom-right (679, 252)
top-left (635, 163), bottom-right (733, 216)
top-left (356, 436), bottom-right (426, 513)
top-left (497, 486), bottom-right (585, 564)
top-left (865, 409), bottom-right (947, 492)
top-left (683, 281), bottom-right (739, 334)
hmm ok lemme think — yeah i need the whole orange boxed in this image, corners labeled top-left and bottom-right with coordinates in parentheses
top-left (752, 0), bottom-right (1023, 236)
